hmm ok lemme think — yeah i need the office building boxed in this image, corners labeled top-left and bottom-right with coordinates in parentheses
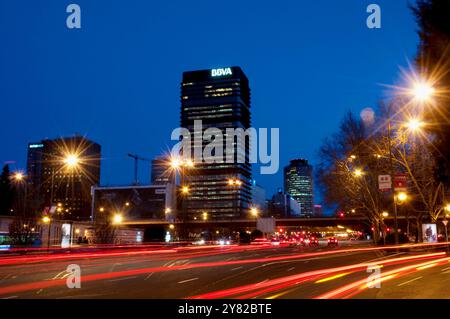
top-left (26, 135), bottom-right (101, 220)
top-left (151, 156), bottom-right (172, 185)
top-left (251, 181), bottom-right (267, 215)
top-left (284, 159), bottom-right (314, 216)
top-left (268, 188), bottom-right (301, 218)
top-left (314, 204), bottom-right (323, 217)
top-left (180, 67), bottom-right (252, 219)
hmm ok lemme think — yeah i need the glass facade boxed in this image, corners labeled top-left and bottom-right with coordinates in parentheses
top-left (284, 159), bottom-right (314, 217)
top-left (181, 67), bottom-right (252, 220)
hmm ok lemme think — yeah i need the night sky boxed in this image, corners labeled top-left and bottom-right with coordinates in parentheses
top-left (0, 1), bottom-right (419, 210)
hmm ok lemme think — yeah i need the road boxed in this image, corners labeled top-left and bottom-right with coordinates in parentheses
top-left (0, 241), bottom-right (449, 299)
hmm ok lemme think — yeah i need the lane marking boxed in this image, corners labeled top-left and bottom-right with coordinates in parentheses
top-left (231, 266), bottom-right (243, 271)
top-left (144, 273), bottom-right (154, 280)
top-left (178, 277), bottom-right (199, 284)
top-left (397, 276), bottom-right (423, 287)
top-left (2, 295), bottom-right (18, 299)
top-left (286, 267), bottom-right (295, 272)
top-left (51, 270), bottom-right (67, 280)
top-left (255, 279), bottom-right (269, 286)
top-left (315, 272), bottom-right (350, 284)
top-left (107, 276), bottom-right (138, 282)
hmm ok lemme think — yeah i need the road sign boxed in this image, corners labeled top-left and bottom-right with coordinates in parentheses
top-left (443, 220), bottom-right (448, 227)
top-left (394, 173), bottom-right (407, 192)
top-left (378, 175), bottom-right (392, 192)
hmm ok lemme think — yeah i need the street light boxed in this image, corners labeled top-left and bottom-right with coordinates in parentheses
top-left (227, 178), bottom-right (242, 216)
top-left (169, 156), bottom-right (194, 240)
top-left (112, 213), bottom-right (123, 225)
top-left (412, 81), bottom-right (435, 102)
top-left (64, 154), bottom-right (79, 168)
top-left (202, 212), bottom-right (208, 220)
top-left (405, 118), bottom-right (424, 131)
top-left (397, 192), bottom-right (408, 202)
top-left (12, 172), bottom-right (24, 182)
top-left (354, 169), bottom-right (363, 177)
top-left (170, 158), bottom-right (181, 169)
top-left (42, 216), bottom-right (51, 249)
top-left (382, 211), bottom-right (389, 218)
top-left (251, 207), bottom-right (259, 217)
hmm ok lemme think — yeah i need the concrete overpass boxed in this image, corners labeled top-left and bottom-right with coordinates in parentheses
top-left (122, 216), bottom-right (372, 230)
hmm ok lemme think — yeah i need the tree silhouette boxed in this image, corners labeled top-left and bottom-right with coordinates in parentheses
top-left (411, 0), bottom-right (450, 185)
top-left (0, 164), bottom-right (15, 215)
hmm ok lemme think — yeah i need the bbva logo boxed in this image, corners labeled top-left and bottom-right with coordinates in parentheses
top-left (211, 68), bottom-right (232, 77)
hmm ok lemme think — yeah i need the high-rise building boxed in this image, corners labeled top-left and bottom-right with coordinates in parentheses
top-left (251, 181), bottom-right (267, 215)
top-left (26, 135), bottom-right (101, 220)
top-left (284, 159), bottom-right (314, 216)
top-left (314, 204), bottom-right (323, 217)
top-left (180, 67), bottom-right (252, 220)
top-left (151, 156), bottom-right (172, 185)
top-left (268, 188), bottom-right (301, 218)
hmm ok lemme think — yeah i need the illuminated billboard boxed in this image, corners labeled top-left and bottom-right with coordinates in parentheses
top-left (422, 223), bottom-right (437, 243)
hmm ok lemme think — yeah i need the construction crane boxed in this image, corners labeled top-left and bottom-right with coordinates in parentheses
top-left (127, 153), bottom-right (151, 185)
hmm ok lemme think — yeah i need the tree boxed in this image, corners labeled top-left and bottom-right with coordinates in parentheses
top-left (0, 164), bottom-right (15, 215)
top-left (93, 211), bottom-right (116, 244)
top-left (317, 112), bottom-right (389, 244)
top-left (371, 103), bottom-right (445, 242)
top-left (411, 0), bottom-right (450, 185)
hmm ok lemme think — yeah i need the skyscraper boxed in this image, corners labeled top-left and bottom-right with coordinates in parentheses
top-left (26, 135), bottom-right (101, 220)
top-left (284, 159), bottom-right (314, 216)
top-left (180, 67), bottom-right (252, 219)
top-left (151, 156), bottom-right (172, 185)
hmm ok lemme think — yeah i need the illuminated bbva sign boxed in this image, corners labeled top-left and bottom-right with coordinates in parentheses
top-left (211, 68), bottom-right (232, 77)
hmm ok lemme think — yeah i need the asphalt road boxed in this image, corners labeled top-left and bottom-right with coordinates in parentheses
top-left (0, 241), bottom-right (449, 299)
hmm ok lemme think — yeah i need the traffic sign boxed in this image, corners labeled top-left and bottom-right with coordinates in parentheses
top-left (394, 173), bottom-right (407, 192)
top-left (378, 175), bottom-right (392, 192)
top-left (443, 220), bottom-right (448, 227)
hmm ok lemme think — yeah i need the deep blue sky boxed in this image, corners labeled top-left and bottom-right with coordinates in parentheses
top-left (0, 0), bottom-right (419, 206)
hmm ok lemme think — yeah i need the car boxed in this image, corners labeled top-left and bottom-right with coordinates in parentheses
top-left (327, 237), bottom-right (338, 246)
top-left (308, 236), bottom-right (319, 246)
top-left (251, 238), bottom-right (270, 245)
top-left (270, 237), bottom-right (281, 246)
top-left (216, 238), bottom-right (232, 245)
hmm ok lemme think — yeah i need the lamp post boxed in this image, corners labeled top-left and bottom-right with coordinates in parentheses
top-left (443, 219), bottom-right (448, 243)
top-left (228, 178), bottom-right (242, 217)
top-left (12, 172), bottom-right (27, 215)
top-left (170, 157), bottom-right (194, 241)
top-left (385, 102), bottom-right (400, 246)
top-left (385, 78), bottom-right (434, 246)
top-left (42, 216), bottom-right (51, 249)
